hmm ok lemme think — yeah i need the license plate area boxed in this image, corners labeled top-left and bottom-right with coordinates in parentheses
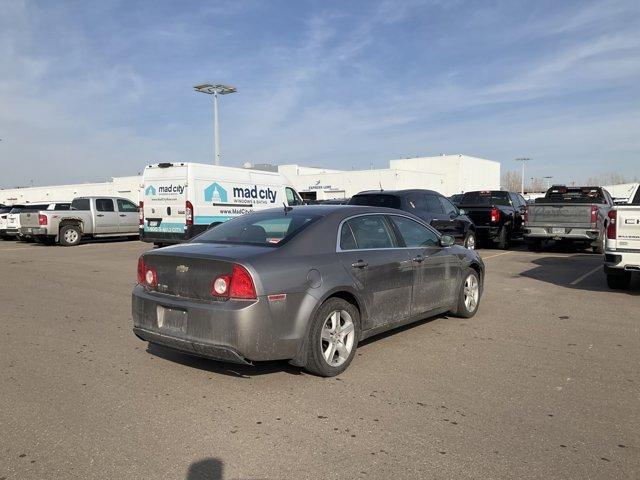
top-left (550, 227), bottom-right (565, 234)
top-left (157, 306), bottom-right (187, 332)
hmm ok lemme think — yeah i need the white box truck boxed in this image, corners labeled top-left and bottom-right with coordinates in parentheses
top-left (140, 162), bottom-right (304, 245)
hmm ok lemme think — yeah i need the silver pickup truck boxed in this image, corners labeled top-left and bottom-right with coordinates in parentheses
top-left (524, 186), bottom-right (614, 253)
top-left (21, 196), bottom-right (140, 246)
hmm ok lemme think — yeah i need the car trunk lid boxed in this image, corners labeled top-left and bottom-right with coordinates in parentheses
top-left (526, 204), bottom-right (593, 227)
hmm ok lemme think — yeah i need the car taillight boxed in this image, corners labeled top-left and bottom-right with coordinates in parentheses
top-left (607, 210), bottom-right (617, 240)
top-left (590, 205), bottom-right (598, 227)
top-left (490, 207), bottom-right (500, 223)
top-left (211, 264), bottom-right (256, 300)
top-left (139, 201), bottom-right (144, 226)
top-left (38, 214), bottom-right (48, 226)
top-left (186, 200), bottom-right (194, 226)
top-left (137, 256), bottom-right (157, 287)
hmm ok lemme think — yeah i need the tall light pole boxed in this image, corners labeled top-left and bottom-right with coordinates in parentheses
top-left (194, 83), bottom-right (237, 166)
top-left (543, 176), bottom-right (553, 189)
top-left (515, 157), bottom-right (531, 195)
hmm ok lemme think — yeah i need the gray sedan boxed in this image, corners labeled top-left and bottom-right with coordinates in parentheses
top-left (132, 205), bottom-right (484, 376)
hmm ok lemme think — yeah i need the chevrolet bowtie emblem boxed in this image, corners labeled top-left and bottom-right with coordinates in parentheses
top-left (176, 265), bottom-right (189, 273)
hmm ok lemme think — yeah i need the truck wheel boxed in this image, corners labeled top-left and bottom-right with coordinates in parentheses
top-left (463, 231), bottom-right (476, 250)
top-left (607, 273), bottom-right (631, 290)
top-left (59, 225), bottom-right (81, 246)
top-left (494, 227), bottom-right (509, 250)
top-left (450, 268), bottom-right (481, 318)
top-left (592, 234), bottom-right (605, 254)
top-left (526, 239), bottom-right (543, 251)
top-left (304, 297), bottom-right (360, 377)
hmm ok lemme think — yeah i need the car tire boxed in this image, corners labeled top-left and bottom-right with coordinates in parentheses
top-left (59, 225), bottom-right (82, 246)
top-left (592, 234), bottom-right (605, 254)
top-left (304, 297), bottom-right (360, 377)
top-left (451, 268), bottom-right (481, 318)
top-left (495, 227), bottom-right (509, 250)
top-left (607, 272), bottom-right (631, 290)
top-left (463, 231), bottom-right (476, 250)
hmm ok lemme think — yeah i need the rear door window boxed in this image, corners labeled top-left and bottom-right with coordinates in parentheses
top-left (438, 196), bottom-right (458, 216)
top-left (96, 199), bottom-right (115, 212)
top-left (389, 215), bottom-right (439, 247)
top-left (349, 194), bottom-right (401, 209)
top-left (339, 223), bottom-right (358, 250)
top-left (461, 191), bottom-right (510, 206)
top-left (117, 199), bottom-right (138, 212)
top-left (71, 199), bottom-right (90, 211)
top-left (345, 215), bottom-right (396, 249)
top-left (425, 194), bottom-right (444, 213)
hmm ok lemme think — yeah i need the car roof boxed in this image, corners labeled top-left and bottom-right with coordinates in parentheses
top-left (257, 204), bottom-right (419, 219)
top-left (353, 189), bottom-right (440, 197)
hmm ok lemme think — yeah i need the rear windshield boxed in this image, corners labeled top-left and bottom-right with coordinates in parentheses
top-left (540, 187), bottom-right (605, 204)
top-left (348, 194), bottom-right (401, 209)
top-left (194, 211), bottom-right (321, 246)
top-left (460, 191), bottom-right (510, 206)
top-left (10, 204), bottom-right (49, 213)
top-left (0, 207), bottom-right (13, 214)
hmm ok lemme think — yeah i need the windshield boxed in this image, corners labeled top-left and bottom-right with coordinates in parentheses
top-left (194, 211), bottom-right (321, 246)
top-left (460, 191), bottom-right (510, 206)
top-left (348, 194), bottom-right (401, 209)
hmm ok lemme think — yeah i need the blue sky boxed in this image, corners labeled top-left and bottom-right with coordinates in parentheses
top-left (1, 0), bottom-right (639, 188)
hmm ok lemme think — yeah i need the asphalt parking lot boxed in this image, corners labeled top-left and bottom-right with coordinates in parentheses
top-left (1, 240), bottom-right (638, 480)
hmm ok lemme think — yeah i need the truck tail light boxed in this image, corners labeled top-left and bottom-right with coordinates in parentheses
top-left (590, 205), bottom-right (598, 228)
top-left (607, 210), bottom-right (617, 240)
top-left (523, 206), bottom-right (529, 225)
top-left (38, 214), bottom-right (48, 226)
top-left (490, 207), bottom-right (500, 224)
top-left (137, 256), bottom-right (157, 287)
top-left (211, 264), bottom-right (256, 300)
top-left (139, 201), bottom-right (144, 226)
top-left (185, 200), bottom-right (194, 226)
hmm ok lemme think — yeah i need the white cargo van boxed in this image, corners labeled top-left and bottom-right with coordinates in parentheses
top-left (140, 162), bottom-right (304, 244)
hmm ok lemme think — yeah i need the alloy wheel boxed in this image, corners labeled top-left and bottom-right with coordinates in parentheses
top-left (64, 229), bottom-right (79, 244)
top-left (320, 310), bottom-right (355, 367)
top-left (463, 274), bottom-right (479, 312)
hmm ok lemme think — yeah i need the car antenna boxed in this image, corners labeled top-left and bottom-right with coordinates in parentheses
top-left (283, 202), bottom-right (293, 214)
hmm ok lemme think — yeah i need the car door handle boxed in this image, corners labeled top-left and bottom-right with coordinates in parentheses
top-left (413, 255), bottom-right (425, 263)
top-left (119, 214), bottom-right (126, 217)
top-left (351, 260), bottom-right (368, 269)
top-left (96, 214), bottom-right (104, 217)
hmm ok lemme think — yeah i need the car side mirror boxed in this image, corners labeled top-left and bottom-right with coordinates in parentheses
top-left (440, 235), bottom-right (455, 247)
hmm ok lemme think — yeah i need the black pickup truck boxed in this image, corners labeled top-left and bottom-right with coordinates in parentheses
top-left (457, 190), bottom-right (527, 248)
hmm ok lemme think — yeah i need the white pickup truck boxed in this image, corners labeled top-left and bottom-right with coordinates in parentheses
top-left (604, 200), bottom-right (640, 289)
top-left (23, 196), bottom-right (140, 246)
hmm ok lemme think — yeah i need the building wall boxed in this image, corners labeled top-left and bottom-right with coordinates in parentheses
top-left (389, 154), bottom-right (500, 196)
top-left (285, 168), bottom-right (445, 200)
top-left (0, 176), bottom-right (142, 205)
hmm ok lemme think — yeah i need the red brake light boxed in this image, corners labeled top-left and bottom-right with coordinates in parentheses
top-left (137, 256), bottom-right (157, 287)
top-left (212, 264), bottom-right (256, 300)
top-left (607, 210), bottom-right (617, 240)
top-left (185, 200), bottom-right (194, 226)
top-left (490, 207), bottom-right (500, 223)
top-left (38, 214), bottom-right (48, 226)
top-left (139, 201), bottom-right (144, 226)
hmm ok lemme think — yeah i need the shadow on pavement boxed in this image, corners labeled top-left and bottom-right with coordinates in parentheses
top-left (186, 458), bottom-right (224, 480)
top-left (519, 254), bottom-right (640, 295)
top-left (146, 343), bottom-right (303, 378)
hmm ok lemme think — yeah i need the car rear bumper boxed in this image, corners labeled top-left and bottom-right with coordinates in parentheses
top-left (140, 225), bottom-right (209, 244)
top-left (604, 250), bottom-right (640, 274)
top-left (131, 285), bottom-right (306, 362)
top-left (3, 228), bottom-right (19, 236)
top-left (20, 227), bottom-right (48, 236)
top-left (524, 227), bottom-right (599, 241)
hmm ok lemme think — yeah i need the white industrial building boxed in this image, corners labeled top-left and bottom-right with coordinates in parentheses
top-left (1, 154), bottom-right (500, 206)
top-left (0, 176), bottom-right (141, 205)
top-left (280, 154), bottom-right (500, 201)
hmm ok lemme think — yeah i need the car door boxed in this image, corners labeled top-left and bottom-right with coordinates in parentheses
top-left (510, 193), bottom-right (526, 234)
top-left (438, 196), bottom-right (467, 241)
top-left (94, 199), bottom-right (119, 234)
top-left (425, 193), bottom-right (453, 235)
top-left (116, 199), bottom-right (140, 233)
top-left (337, 214), bottom-right (413, 330)
top-left (388, 214), bottom-right (460, 316)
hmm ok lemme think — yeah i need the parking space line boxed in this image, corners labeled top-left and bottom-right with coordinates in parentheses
top-left (570, 265), bottom-right (602, 285)
top-left (482, 251), bottom-right (514, 260)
